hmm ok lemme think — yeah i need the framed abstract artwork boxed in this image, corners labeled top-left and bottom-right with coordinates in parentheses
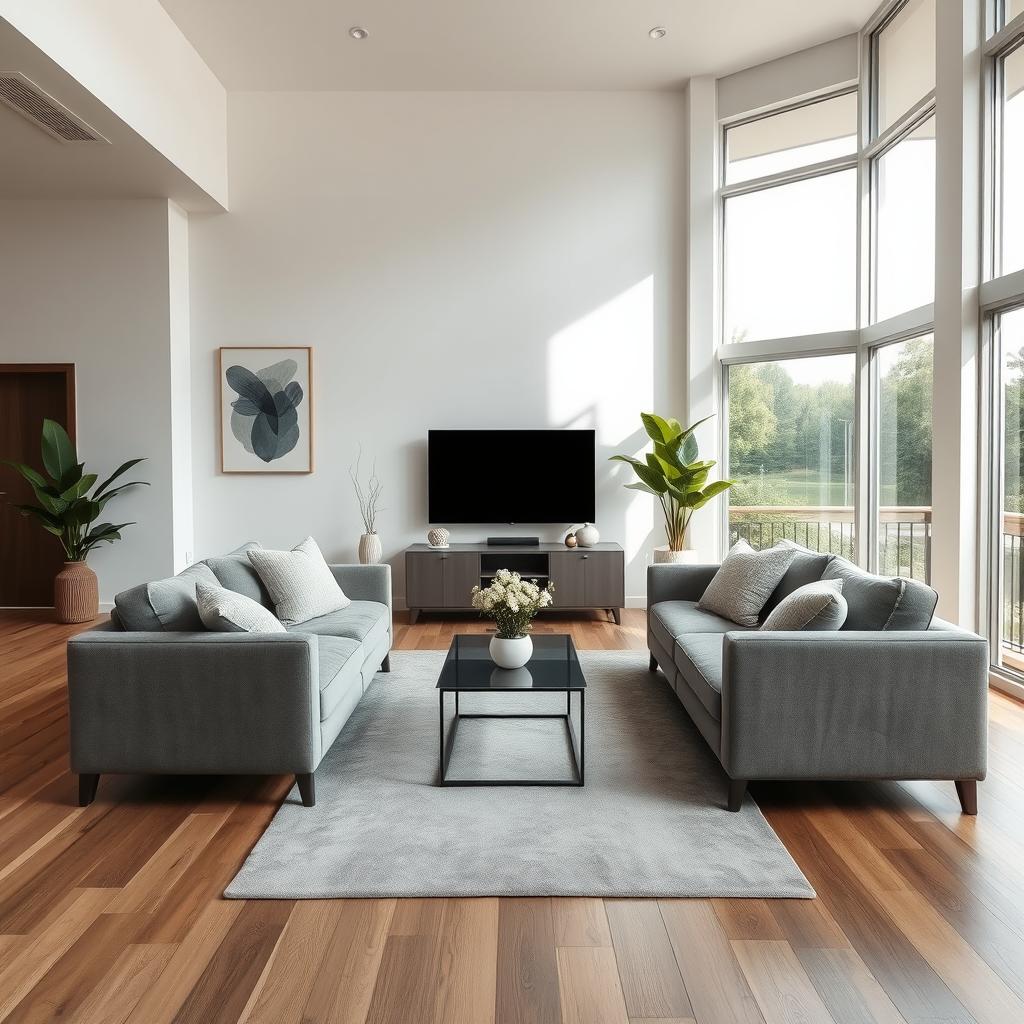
top-left (219, 346), bottom-right (313, 473)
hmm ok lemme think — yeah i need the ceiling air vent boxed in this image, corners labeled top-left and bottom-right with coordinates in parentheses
top-left (0, 71), bottom-right (106, 143)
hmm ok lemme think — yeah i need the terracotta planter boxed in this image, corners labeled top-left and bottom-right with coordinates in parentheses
top-left (55, 561), bottom-right (98, 624)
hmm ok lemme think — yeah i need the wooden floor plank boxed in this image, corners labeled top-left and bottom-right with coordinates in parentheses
top-left (556, 945), bottom-right (630, 1024)
top-left (550, 897), bottom-right (612, 947)
top-left (732, 939), bottom-right (839, 1024)
top-left (797, 947), bottom-right (908, 1024)
top-left (495, 897), bottom-right (561, 1024)
top-left (432, 897), bottom-right (500, 1024)
top-left (68, 943), bottom-right (176, 1024)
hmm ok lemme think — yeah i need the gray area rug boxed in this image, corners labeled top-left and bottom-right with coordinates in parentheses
top-left (226, 650), bottom-right (813, 899)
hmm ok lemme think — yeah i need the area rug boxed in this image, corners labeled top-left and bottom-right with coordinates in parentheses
top-left (225, 650), bottom-right (813, 899)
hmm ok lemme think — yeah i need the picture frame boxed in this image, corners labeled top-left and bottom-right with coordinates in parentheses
top-left (219, 346), bottom-right (313, 474)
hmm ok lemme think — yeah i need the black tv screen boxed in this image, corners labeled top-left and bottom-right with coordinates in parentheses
top-left (428, 429), bottom-right (596, 524)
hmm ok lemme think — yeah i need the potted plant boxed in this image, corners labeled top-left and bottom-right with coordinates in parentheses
top-left (350, 446), bottom-right (384, 564)
top-left (610, 412), bottom-right (733, 563)
top-left (4, 419), bottom-right (147, 622)
top-left (471, 569), bottom-right (554, 668)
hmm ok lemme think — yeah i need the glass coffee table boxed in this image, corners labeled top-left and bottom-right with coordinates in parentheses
top-left (436, 634), bottom-right (586, 787)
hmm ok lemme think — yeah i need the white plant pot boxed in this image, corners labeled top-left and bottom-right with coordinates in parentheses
top-left (654, 546), bottom-right (700, 565)
top-left (358, 533), bottom-right (382, 564)
top-left (489, 634), bottom-right (533, 669)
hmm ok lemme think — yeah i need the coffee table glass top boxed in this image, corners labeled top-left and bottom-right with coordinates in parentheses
top-left (436, 634), bottom-right (587, 691)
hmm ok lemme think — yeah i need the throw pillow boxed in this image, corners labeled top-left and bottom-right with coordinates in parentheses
top-left (696, 539), bottom-right (798, 627)
top-left (761, 579), bottom-right (847, 631)
top-left (196, 581), bottom-right (286, 633)
top-left (821, 557), bottom-right (937, 630)
top-left (114, 562), bottom-right (220, 631)
top-left (205, 542), bottom-right (273, 607)
top-left (761, 539), bottom-right (835, 614)
top-left (247, 536), bottom-right (351, 626)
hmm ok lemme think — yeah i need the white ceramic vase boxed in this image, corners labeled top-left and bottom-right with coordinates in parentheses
top-left (358, 533), bottom-right (382, 564)
top-left (489, 634), bottom-right (533, 669)
top-left (654, 546), bottom-right (700, 564)
top-left (576, 523), bottom-right (600, 547)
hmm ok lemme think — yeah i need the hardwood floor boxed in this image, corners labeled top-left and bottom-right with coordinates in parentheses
top-left (3, 607), bottom-right (1024, 1023)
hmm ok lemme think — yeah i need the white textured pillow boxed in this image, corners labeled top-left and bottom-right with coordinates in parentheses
top-left (697, 539), bottom-right (798, 627)
top-left (196, 581), bottom-right (286, 633)
top-left (247, 536), bottom-right (350, 626)
top-left (761, 579), bottom-right (847, 631)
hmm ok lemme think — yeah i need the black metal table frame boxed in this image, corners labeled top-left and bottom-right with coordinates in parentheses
top-left (438, 687), bottom-right (585, 787)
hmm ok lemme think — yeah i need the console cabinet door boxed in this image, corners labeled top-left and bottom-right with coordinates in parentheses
top-left (442, 553), bottom-right (480, 608)
top-left (550, 551), bottom-right (586, 607)
top-left (584, 552), bottom-right (625, 608)
top-left (406, 552), bottom-right (444, 608)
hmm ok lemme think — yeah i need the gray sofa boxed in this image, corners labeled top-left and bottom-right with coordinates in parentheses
top-left (647, 560), bottom-right (989, 814)
top-left (67, 553), bottom-right (392, 809)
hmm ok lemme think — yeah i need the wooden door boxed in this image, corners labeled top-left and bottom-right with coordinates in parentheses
top-left (0, 365), bottom-right (76, 607)
top-left (584, 551), bottom-right (625, 608)
top-left (405, 552), bottom-right (445, 609)
top-left (442, 553), bottom-right (480, 608)
top-left (550, 551), bottom-right (586, 607)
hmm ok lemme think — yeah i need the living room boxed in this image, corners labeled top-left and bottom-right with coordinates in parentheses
top-left (1, 1), bottom-right (1023, 1022)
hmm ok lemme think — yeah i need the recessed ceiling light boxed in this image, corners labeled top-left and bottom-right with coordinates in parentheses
top-left (649, 26), bottom-right (667, 39)
top-left (349, 26), bottom-right (368, 40)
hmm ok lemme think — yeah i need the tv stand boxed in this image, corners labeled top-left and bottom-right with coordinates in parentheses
top-left (404, 542), bottom-right (624, 625)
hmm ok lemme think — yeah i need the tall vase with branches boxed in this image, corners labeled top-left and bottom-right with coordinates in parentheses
top-left (350, 446), bottom-right (384, 564)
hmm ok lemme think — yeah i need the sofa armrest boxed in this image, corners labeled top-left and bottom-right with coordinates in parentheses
top-left (67, 630), bottom-right (322, 775)
top-left (647, 564), bottom-right (720, 607)
top-left (330, 563), bottom-right (392, 614)
top-left (720, 629), bottom-right (989, 782)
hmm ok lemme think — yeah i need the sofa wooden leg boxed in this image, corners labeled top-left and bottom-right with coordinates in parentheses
top-left (728, 779), bottom-right (747, 812)
top-left (297, 773), bottom-right (316, 808)
top-left (78, 773), bottom-right (99, 807)
top-left (649, 653), bottom-right (658, 673)
top-left (381, 654), bottom-right (391, 673)
top-left (955, 779), bottom-right (978, 815)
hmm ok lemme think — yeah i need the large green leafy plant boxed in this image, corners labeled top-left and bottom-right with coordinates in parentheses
top-left (4, 419), bottom-right (147, 562)
top-left (610, 413), bottom-right (733, 551)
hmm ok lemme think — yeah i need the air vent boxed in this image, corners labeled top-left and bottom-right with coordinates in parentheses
top-left (0, 71), bottom-right (106, 143)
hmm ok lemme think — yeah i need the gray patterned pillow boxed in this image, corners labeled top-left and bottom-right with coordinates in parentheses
top-left (697, 540), bottom-right (798, 627)
top-left (761, 579), bottom-right (847, 631)
top-left (247, 536), bottom-right (350, 626)
top-left (196, 581), bottom-right (286, 633)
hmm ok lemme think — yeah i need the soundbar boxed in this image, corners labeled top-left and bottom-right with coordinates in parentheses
top-left (486, 536), bottom-right (540, 546)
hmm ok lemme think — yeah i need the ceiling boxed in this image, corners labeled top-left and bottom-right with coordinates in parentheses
top-left (158, 0), bottom-right (877, 92)
top-left (0, 18), bottom-right (222, 210)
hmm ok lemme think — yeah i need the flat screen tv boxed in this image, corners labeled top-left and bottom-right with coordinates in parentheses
top-left (428, 429), bottom-right (596, 524)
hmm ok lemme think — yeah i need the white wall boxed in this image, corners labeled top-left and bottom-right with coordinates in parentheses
top-left (188, 91), bottom-right (688, 605)
top-left (0, 199), bottom-right (181, 600)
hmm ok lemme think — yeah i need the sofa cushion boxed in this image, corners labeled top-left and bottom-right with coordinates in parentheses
top-left (762, 541), bottom-right (835, 614)
top-left (114, 563), bottom-right (219, 632)
top-left (822, 557), bottom-right (938, 630)
top-left (697, 540), bottom-right (798, 627)
top-left (248, 537), bottom-right (351, 625)
top-left (649, 601), bottom-right (753, 652)
top-left (196, 582), bottom-right (285, 633)
top-left (205, 542), bottom-right (273, 608)
top-left (673, 634), bottom-right (725, 722)
top-left (761, 579), bottom-right (848, 631)
top-left (287, 601), bottom-right (389, 646)
top-left (317, 636), bottom-right (363, 721)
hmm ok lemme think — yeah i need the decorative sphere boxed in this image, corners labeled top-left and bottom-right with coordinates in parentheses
top-left (576, 523), bottom-right (600, 547)
top-left (564, 533), bottom-right (578, 548)
top-left (427, 527), bottom-right (450, 548)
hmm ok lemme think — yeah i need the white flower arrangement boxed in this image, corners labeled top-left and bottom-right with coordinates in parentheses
top-left (470, 568), bottom-right (554, 639)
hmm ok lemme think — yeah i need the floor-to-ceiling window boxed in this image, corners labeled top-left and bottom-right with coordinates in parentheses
top-left (985, 4), bottom-right (1024, 690)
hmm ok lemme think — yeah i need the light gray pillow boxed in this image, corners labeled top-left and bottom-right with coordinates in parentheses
top-left (821, 556), bottom-right (937, 630)
top-left (196, 581), bottom-right (286, 633)
top-left (247, 536), bottom-right (350, 626)
top-left (205, 542), bottom-right (272, 607)
top-left (697, 539), bottom-right (798, 627)
top-left (761, 539), bottom-right (835, 614)
top-left (761, 579), bottom-right (847, 631)
top-left (114, 562), bottom-right (219, 631)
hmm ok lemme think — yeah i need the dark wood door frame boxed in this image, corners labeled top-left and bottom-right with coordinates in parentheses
top-left (0, 364), bottom-right (76, 438)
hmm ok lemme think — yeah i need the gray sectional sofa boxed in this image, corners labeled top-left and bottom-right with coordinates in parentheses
top-left (647, 553), bottom-right (989, 814)
top-left (67, 545), bottom-right (392, 808)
